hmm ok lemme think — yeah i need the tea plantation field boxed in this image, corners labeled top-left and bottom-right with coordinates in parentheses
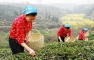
top-left (0, 41), bottom-right (94, 60)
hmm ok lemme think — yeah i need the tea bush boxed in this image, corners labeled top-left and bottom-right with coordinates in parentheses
top-left (88, 34), bottom-right (94, 40)
top-left (0, 41), bottom-right (94, 60)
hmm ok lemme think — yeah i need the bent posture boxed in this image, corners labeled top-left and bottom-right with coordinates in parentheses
top-left (9, 6), bottom-right (37, 56)
top-left (78, 28), bottom-right (88, 41)
top-left (57, 24), bottom-right (72, 42)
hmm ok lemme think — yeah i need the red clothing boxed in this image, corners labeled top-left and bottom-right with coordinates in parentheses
top-left (9, 14), bottom-right (32, 44)
top-left (57, 26), bottom-right (72, 37)
top-left (78, 30), bottom-right (85, 40)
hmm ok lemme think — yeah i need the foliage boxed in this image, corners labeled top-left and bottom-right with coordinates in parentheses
top-left (1, 41), bottom-right (94, 60)
top-left (88, 34), bottom-right (94, 40)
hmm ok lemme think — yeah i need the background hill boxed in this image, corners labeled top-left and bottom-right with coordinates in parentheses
top-left (0, 3), bottom-right (68, 30)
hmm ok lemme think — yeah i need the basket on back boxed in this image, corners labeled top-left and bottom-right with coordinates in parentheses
top-left (27, 29), bottom-right (44, 50)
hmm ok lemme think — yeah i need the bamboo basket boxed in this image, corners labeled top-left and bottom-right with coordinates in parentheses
top-left (85, 31), bottom-right (89, 37)
top-left (65, 36), bottom-right (76, 42)
top-left (27, 29), bottom-right (44, 50)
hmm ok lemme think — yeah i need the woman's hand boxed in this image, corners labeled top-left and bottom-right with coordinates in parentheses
top-left (29, 49), bottom-right (36, 57)
top-left (60, 39), bottom-right (62, 42)
top-left (58, 36), bottom-right (62, 42)
top-left (21, 43), bottom-right (36, 57)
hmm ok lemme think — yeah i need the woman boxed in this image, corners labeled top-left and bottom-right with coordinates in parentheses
top-left (57, 24), bottom-right (72, 42)
top-left (9, 5), bottom-right (37, 56)
top-left (78, 28), bottom-right (88, 41)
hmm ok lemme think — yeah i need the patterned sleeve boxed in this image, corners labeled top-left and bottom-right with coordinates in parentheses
top-left (16, 21), bottom-right (26, 44)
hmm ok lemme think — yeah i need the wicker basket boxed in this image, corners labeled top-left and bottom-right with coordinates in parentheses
top-left (27, 29), bottom-right (44, 50)
top-left (65, 36), bottom-right (76, 42)
top-left (85, 31), bottom-right (89, 37)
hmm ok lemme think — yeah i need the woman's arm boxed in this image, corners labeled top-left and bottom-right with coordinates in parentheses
top-left (58, 36), bottom-right (63, 42)
top-left (16, 21), bottom-right (35, 56)
top-left (21, 43), bottom-right (36, 56)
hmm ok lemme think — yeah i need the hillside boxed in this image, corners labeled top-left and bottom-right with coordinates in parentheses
top-left (85, 6), bottom-right (94, 20)
top-left (73, 4), bottom-right (94, 14)
top-left (72, 4), bottom-right (94, 20)
top-left (48, 3), bottom-right (79, 9)
top-left (0, 3), bottom-right (67, 30)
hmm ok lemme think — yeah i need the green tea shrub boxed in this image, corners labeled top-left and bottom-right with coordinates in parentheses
top-left (0, 41), bottom-right (94, 60)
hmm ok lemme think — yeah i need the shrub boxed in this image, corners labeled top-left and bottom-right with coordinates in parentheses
top-left (0, 41), bottom-right (94, 60)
